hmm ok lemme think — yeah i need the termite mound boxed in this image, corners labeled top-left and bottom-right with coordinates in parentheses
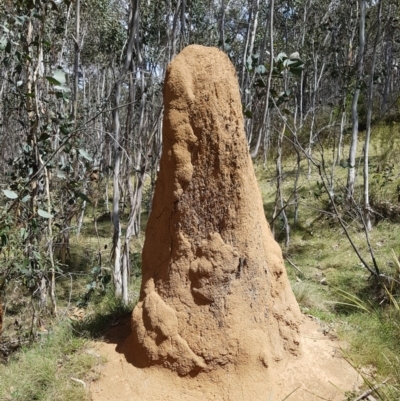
top-left (130, 44), bottom-right (301, 377)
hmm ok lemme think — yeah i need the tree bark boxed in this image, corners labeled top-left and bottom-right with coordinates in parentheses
top-left (346, 0), bottom-right (365, 201)
top-left (112, 0), bottom-right (140, 300)
top-left (251, 0), bottom-right (274, 158)
top-left (363, 0), bottom-right (382, 231)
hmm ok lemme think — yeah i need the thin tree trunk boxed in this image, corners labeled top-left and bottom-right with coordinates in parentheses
top-left (346, 0), bottom-right (365, 200)
top-left (307, 51), bottom-right (325, 179)
top-left (381, 6), bottom-right (393, 117)
top-left (251, 0), bottom-right (274, 158)
top-left (41, 159), bottom-right (57, 315)
top-left (363, 0), bottom-right (382, 231)
top-left (240, 2), bottom-right (253, 91)
top-left (60, 0), bottom-right (80, 265)
top-left (337, 107), bottom-right (346, 164)
top-left (272, 124), bottom-right (290, 248)
top-left (112, 79), bottom-right (123, 297)
top-left (112, 0), bottom-right (140, 300)
top-left (171, 0), bottom-right (181, 59)
top-left (219, 0), bottom-right (226, 47)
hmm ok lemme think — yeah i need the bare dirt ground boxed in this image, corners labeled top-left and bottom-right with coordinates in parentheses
top-left (89, 314), bottom-right (362, 401)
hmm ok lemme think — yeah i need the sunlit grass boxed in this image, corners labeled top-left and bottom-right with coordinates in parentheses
top-left (255, 133), bottom-right (400, 400)
top-left (0, 324), bottom-right (101, 401)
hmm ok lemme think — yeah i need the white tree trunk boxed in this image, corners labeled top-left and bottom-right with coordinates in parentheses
top-left (251, 0), bottom-right (273, 158)
top-left (346, 0), bottom-right (365, 200)
top-left (363, 0), bottom-right (382, 231)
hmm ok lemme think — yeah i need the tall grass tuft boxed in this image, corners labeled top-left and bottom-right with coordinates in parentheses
top-left (0, 323), bottom-right (100, 401)
top-left (336, 290), bottom-right (400, 400)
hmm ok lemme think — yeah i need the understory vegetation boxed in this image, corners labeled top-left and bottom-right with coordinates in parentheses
top-left (1, 125), bottom-right (400, 400)
top-left (1, 0), bottom-right (400, 400)
top-left (259, 125), bottom-right (400, 400)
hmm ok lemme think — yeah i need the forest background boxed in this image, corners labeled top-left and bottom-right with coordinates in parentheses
top-left (0, 0), bottom-right (400, 400)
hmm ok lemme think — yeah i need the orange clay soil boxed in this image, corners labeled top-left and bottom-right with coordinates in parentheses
top-left (90, 315), bottom-right (361, 401)
top-left (90, 45), bottom-right (361, 400)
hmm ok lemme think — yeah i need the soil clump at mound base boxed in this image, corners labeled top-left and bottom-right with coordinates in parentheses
top-left (90, 45), bottom-right (361, 401)
top-left (90, 315), bottom-right (361, 401)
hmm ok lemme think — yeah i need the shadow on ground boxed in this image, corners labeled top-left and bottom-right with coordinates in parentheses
top-left (98, 312), bottom-right (152, 369)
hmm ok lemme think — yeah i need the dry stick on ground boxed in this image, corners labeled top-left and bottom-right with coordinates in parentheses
top-left (352, 379), bottom-right (388, 401)
top-left (70, 377), bottom-right (86, 388)
top-left (283, 254), bottom-right (304, 275)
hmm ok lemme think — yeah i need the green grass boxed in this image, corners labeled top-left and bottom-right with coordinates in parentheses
top-left (0, 284), bottom-right (140, 401)
top-left (73, 290), bottom-right (138, 339)
top-left (256, 142), bottom-right (400, 399)
top-left (253, 128), bottom-right (400, 399)
top-left (0, 323), bottom-right (101, 401)
top-left (0, 206), bottom-right (142, 401)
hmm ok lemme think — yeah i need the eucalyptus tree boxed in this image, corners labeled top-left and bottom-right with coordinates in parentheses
top-left (0, 0), bottom-right (126, 321)
top-left (0, 0), bottom-right (72, 319)
top-left (346, 0), bottom-right (365, 202)
top-left (363, 0), bottom-right (383, 231)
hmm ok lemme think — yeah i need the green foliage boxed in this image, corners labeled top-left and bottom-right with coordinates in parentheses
top-left (76, 265), bottom-right (112, 307)
top-left (80, 0), bottom-right (127, 64)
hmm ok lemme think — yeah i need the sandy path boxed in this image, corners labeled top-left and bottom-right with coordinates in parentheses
top-left (89, 315), bottom-right (361, 401)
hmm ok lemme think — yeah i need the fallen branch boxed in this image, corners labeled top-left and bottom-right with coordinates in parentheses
top-left (283, 254), bottom-right (304, 275)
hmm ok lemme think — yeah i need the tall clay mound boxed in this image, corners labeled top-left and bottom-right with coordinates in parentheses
top-left (91, 45), bottom-right (361, 401)
top-left (130, 44), bottom-right (302, 377)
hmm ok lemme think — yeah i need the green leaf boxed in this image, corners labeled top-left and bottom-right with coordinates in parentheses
top-left (53, 69), bottom-right (66, 85)
top-left (285, 59), bottom-right (303, 68)
top-left (289, 65), bottom-right (304, 77)
top-left (76, 191), bottom-right (91, 203)
top-left (92, 266), bottom-right (101, 275)
top-left (46, 76), bottom-right (62, 85)
top-left (38, 209), bottom-right (53, 219)
top-left (0, 36), bottom-right (7, 51)
top-left (255, 65), bottom-right (266, 74)
top-left (20, 227), bottom-right (28, 241)
top-left (5, 40), bottom-right (11, 53)
top-left (3, 189), bottom-right (18, 199)
top-left (1, 233), bottom-right (8, 247)
top-left (79, 148), bottom-right (93, 161)
top-left (47, 69), bottom-right (70, 92)
top-left (244, 109), bottom-right (253, 118)
top-left (275, 52), bottom-right (288, 63)
top-left (54, 84), bottom-right (71, 93)
top-left (223, 42), bottom-right (231, 52)
top-left (246, 55), bottom-right (253, 70)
